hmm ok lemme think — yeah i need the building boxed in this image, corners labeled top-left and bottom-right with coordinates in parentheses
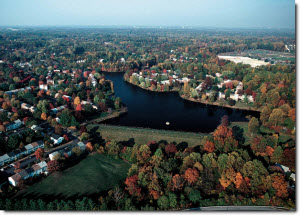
top-left (50, 134), bottom-right (64, 145)
top-left (0, 154), bottom-right (10, 166)
top-left (21, 103), bottom-right (36, 113)
top-left (8, 161), bottom-right (48, 186)
top-left (5, 119), bottom-right (23, 131)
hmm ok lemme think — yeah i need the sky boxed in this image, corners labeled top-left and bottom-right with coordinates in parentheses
top-left (0, 0), bottom-right (295, 29)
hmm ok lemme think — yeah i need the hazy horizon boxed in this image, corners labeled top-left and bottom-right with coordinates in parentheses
top-left (0, 0), bottom-right (295, 29)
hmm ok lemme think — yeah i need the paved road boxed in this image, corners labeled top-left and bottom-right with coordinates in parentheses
top-left (186, 206), bottom-right (293, 211)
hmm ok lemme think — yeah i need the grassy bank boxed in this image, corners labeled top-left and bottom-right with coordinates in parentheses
top-left (87, 124), bottom-right (210, 147)
top-left (21, 154), bottom-right (130, 198)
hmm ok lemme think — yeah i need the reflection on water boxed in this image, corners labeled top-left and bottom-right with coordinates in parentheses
top-left (104, 72), bottom-right (259, 133)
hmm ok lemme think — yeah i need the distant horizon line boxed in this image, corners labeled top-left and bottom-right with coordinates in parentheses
top-left (0, 25), bottom-right (295, 31)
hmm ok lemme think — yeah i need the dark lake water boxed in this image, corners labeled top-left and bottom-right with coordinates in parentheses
top-left (104, 72), bottom-right (259, 133)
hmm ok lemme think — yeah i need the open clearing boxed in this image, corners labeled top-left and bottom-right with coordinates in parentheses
top-left (21, 154), bottom-right (130, 198)
top-left (218, 55), bottom-right (269, 67)
top-left (88, 124), bottom-right (210, 147)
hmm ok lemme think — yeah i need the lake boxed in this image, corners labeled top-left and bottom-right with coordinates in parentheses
top-left (104, 72), bottom-right (259, 133)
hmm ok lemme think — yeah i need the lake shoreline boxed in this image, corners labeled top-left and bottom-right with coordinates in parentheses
top-left (179, 94), bottom-right (261, 112)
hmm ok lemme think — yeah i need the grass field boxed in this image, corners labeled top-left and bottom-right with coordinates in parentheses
top-left (22, 154), bottom-right (130, 198)
top-left (87, 124), bottom-right (210, 147)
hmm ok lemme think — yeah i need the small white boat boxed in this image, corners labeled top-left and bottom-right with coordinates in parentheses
top-left (166, 121), bottom-right (170, 125)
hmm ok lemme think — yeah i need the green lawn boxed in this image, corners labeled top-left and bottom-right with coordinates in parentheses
top-left (87, 124), bottom-right (210, 147)
top-left (22, 154), bottom-right (130, 198)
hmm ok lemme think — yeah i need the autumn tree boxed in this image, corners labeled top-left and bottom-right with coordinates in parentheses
top-left (204, 141), bottom-right (215, 153)
top-left (184, 168), bottom-right (199, 185)
top-left (125, 174), bottom-right (142, 199)
top-left (41, 112), bottom-right (47, 120)
top-left (47, 160), bottom-right (60, 173)
top-left (165, 144), bottom-right (177, 156)
top-left (271, 173), bottom-right (288, 198)
top-left (74, 96), bottom-right (81, 107)
top-left (35, 148), bottom-right (44, 161)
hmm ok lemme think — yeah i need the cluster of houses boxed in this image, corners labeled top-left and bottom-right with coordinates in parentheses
top-left (5, 86), bottom-right (32, 95)
top-left (3, 119), bottom-right (24, 131)
top-left (49, 140), bottom-right (86, 160)
top-left (8, 161), bottom-right (47, 186)
top-left (131, 70), bottom-right (190, 86)
top-left (196, 75), bottom-right (254, 103)
top-left (0, 140), bottom-right (44, 167)
top-left (7, 140), bottom-right (88, 187)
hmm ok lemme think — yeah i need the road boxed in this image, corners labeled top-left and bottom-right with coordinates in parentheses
top-left (186, 206), bottom-right (293, 211)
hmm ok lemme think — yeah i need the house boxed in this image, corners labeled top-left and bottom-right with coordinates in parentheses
top-left (25, 144), bottom-right (34, 154)
top-left (39, 84), bottom-right (48, 91)
top-left (50, 134), bottom-right (64, 145)
top-left (30, 142), bottom-right (40, 151)
top-left (77, 142), bottom-right (86, 151)
top-left (21, 103), bottom-right (36, 113)
top-left (0, 154), bottom-right (10, 166)
top-left (8, 161), bottom-right (48, 186)
top-left (31, 125), bottom-right (44, 134)
top-left (49, 151), bottom-right (60, 161)
top-left (5, 119), bottom-right (23, 131)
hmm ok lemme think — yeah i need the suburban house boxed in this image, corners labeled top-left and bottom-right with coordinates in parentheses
top-left (5, 119), bottom-right (24, 131)
top-left (31, 125), bottom-right (44, 134)
top-left (21, 103), bottom-right (36, 113)
top-left (50, 134), bottom-right (64, 145)
top-left (0, 140), bottom-right (45, 167)
top-left (48, 140), bottom-right (86, 161)
top-left (0, 154), bottom-right (10, 166)
top-left (8, 161), bottom-right (48, 186)
top-left (39, 84), bottom-right (48, 91)
top-left (5, 86), bottom-right (32, 95)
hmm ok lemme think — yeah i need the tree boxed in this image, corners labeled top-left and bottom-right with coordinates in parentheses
top-left (204, 141), bottom-right (215, 153)
top-left (47, 160), bottom-right (60, 173)
top-left (35, 148), bottom-right (44, 160)
top-left (72, 146), bottom-right (81, 156)
top-left (41, 112), bottom-right (47, 120)
top-left (189, 189), bottom-right (201, 204)
top-left (70, 116), bottom-right (79, 127)
top-left (55, 125), bottom-right (63, 135)
top-left (172, 174), bottom-right (184, 191)
top-left (225, 89), bottom-right (231, 100)
top-left (165, 144), bottom-right (177, 156)
top-left (60, 109), bottom-right (72, 127)
top-left (157, 195), bottom-right (169, 210)
top-left (288, 108), bottom-right (295, 122)
top-left (271, 92), bottom-right (280, 107)
top-left (86, 142), bottom-right (94, 152)
top-left (269, 108), bottom-right (284, 127)
top-left (125, 174), bottom-right (142, 199)
top-left (248, 117), bottom-right (259, 134)
top-left (184, 168), bottom-right (199, 185)
top-left (221, 115), bottom-right (229, 127)
top-left (271, 173), bottom-right (288, 198)
top-left (271, 146), bottom-right (283, 164)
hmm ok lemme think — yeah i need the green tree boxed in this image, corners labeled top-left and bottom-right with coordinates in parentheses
top-left (189, 189), bottom-right (202, 205)
top-left (248, 117), bottom-right (259, 135)
top-left (157, 195), bottom-right (169, 210)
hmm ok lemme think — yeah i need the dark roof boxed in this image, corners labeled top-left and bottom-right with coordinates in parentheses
top-left (51, 133), bottom-right (60, 140)
top-left (14, 149), bottom-right (21, 155)
top-left (37, 140), bottom-right (44, 146)
top-left (7, 152), bottom-right (15, 157)
top-left (20, 147), bottom-right (27, 153)
top-left (18, 170), bottom-right (28, 179)
top-left (25, 168), bottom-right (34, 175)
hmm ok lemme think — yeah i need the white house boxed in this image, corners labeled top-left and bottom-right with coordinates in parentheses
top-left (50, 134), bottom-right (64, 145)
